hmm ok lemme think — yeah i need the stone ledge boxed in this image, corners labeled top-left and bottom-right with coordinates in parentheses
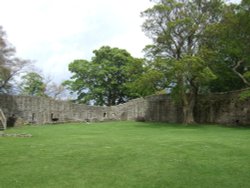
top-left (0, 133), bottom-right (32, 137)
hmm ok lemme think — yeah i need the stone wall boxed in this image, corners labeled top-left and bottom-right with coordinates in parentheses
top-left (144, 95), bottom-right (183, 123)
top-left (111, 98), bottom-right (147, 121)
top-left (0, 91), bottom-right (250, 127)
top-left (195, 92), bottom-right (250, 125)
top-left (0, 95), bottom-right (110, 126)
top-left (112, 92), bottom-right (250, 125)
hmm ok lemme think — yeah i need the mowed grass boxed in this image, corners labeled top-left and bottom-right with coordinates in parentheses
top-left (0, 121), bottom-right (250, 188)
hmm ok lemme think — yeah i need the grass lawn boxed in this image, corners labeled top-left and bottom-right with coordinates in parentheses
top-left (0, 121), bottom-right (250, 188)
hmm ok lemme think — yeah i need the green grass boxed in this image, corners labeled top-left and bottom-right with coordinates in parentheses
top-left (0, 121), bottom-right (250, 188)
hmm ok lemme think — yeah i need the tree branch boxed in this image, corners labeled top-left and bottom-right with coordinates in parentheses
top-left (232, 59), bottom-right (250, 86)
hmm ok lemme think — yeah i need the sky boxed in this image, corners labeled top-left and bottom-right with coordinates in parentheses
top-left (0, 0), bottom-right (241, 84)
top-left (0, 0), bottom-right (153, 83)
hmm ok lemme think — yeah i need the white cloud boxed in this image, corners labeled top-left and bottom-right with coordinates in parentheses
top-left (0, 0), bottom-right (153, 83)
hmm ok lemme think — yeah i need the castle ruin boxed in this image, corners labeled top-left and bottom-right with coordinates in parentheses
top-left (0, 90), bottom-right (250, 129)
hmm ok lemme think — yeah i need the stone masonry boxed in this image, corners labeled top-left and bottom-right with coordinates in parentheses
top-left (0, 90), bottom-right (250, 127)
top-left (0, 95), bottom-right (108, 126)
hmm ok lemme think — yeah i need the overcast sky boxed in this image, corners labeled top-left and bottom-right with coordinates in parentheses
top-left (0, 0), bottom-right (241, 83)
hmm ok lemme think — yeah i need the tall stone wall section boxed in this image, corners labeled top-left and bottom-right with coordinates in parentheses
top-left (0, 91), bottom-right (250, 127)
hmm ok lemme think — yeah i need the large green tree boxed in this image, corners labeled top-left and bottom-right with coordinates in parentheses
top-left (203, 0), bottom-right (250, 92)
top-left (141, 0), bottom-right (222, 123)
top-left (64, 46), bottom-right (144, 106)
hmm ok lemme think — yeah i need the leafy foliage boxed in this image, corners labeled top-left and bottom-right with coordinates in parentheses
top-left (141, 0), bottom-right (223, 123)
top-left (168, 56), bottom-right (216, 95)
top-left (203, 0), bottom-right (250, 91)
top-left (141, 0), bottom-right (223, 59)
top-left (127, 65), bottom-right (166, 97)
top-left (20, 72), bottom-right (47, 97)
top-left (64, 46), bottom-right (144, 106)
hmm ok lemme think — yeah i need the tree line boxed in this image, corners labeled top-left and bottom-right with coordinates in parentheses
top-left (1, 0), bottom-right (249, 124)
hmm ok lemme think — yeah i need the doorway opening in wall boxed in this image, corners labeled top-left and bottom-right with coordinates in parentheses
top-left (103, 112), bottom-right (107, 118)
top-left (6, 114), bottom-right (16, 127)
top-left (32, 113), bottom-right (35, 122)
top-left (51, 113), bottom-right (59, 122)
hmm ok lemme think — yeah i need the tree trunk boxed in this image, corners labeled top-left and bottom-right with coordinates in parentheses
top-left (182, 102), bottom-right (195, 124)
top-left (182, 92), bottom-right (196, 124)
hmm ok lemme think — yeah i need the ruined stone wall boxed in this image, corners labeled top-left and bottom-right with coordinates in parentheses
top-left (112, 92), bottom-right (250, 125)
top-left (195, 92), bottom-right (250, 125)
top-left (0, 94), bottom-right (110, 125)
top-left (110, 95), bottom-right (182, 123)
top-left (144, 95), bottom-right (182, 122)
top-left (0, 91), bottom-right (250, 127)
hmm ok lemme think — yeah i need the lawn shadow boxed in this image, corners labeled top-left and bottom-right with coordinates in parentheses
top-left (134, 121), bottom-right (250, 130)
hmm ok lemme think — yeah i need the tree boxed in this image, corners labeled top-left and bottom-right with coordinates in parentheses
top-left (0, 26), bottom-right (14, 92)
top-left (203, 0), bottom-right (250, 92)
top-left (20, 72), bottom-right (46, 97)
top-left (166, 56), bottom-right (215, 123)
top-left (141, 0), bottom-right (222, 123)
top-left (127, 57), bottom-right (169, 97)
top-left (128, 68), bottom-right (166, 97)
top-left (64, 46), bottom-right (144, 106)
top-left (46, 82), bottom-right (67, 100)
top-left (0, 26), bottom-right (31, 93)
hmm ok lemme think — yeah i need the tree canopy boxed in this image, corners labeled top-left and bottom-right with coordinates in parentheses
top-left (64, 46), bottom-right (144, 106)
top-left (19, 72), bottom-right (47, 97)
top-left (137, 0), bottom-right (250, 124)
top-left (140, 0), bottom-right (223, 123)
top-left (203, 0), bottom-right (250, 91)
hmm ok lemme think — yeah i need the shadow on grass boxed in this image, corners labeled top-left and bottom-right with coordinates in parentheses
top-left (134, 121), bottom-right (250, 130)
